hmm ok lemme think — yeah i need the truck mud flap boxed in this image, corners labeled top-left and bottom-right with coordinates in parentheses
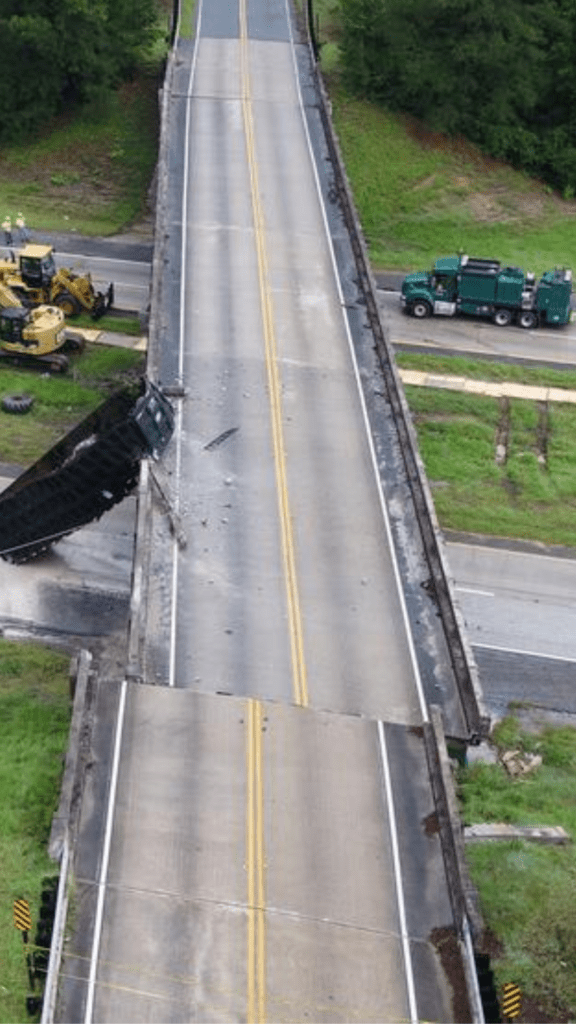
top-left (0, 378), bottom-right (174, 562)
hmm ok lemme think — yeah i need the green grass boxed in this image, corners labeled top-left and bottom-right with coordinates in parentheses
top-left (395, 352), bottom-right (576, 546)
top-left (179, 0), bottom-right (197, 38)
top-left (396, 350), bottom-right (576, 391)
top-left (459, 718), bottom-right (576, 1019)
top-left (0, 76), bottom-right (161, 237)
top-left (0, 640), bottom-right (71, 1024)
top-left (407, 387), bottom-right (576, 545)
top-left (0, 346), bottom-right (145, 464)
top-left (328, 90), bottom-right (576, 276)
top-left (70, 314), bottom-right (144, 337)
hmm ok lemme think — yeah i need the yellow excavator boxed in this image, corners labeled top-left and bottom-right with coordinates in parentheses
top-left (0, 282), bottom-right (82, 372)
top-left (0, 243), bottom-right (114, 318)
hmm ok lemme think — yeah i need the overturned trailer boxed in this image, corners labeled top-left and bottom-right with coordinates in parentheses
top-left (0, 378), bottom-right (174, 562)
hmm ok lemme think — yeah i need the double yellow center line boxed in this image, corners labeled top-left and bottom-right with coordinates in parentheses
top-left (239, 0), bottom-right (308, 710)
top-left (238, 0), bottom-right (310, 1016)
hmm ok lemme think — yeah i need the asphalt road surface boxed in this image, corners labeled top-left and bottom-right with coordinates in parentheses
top-left (446, 540), bottom-right (576, 718)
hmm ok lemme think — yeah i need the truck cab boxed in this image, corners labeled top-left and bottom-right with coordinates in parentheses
top-left (536, 269), bottom-right (572, 325)
top-left (401, 254), bottom-right (573, 328)
top-left (19, 244), bottom-right (57, 289)
top-left (401, 256), bottom-right (459, 318)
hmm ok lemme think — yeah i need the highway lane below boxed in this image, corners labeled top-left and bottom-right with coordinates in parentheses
top-left (378, 287), bottom-right (576, 365)
top-left (446, 539), bottom-right (576, 716)
top-left (2, 239), bottom-right (152, 315)
top-left (0, 471), bottom-right (134, 641)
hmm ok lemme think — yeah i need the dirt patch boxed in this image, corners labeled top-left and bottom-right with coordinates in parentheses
top-left (402, 111), bottom-right (576, 222)
top-left (477, 927), bottom-right (504, 960)
top-left (402, 114), bottom-right (512, 173)
top-left (0, 74), bottom-right (160, 233)
top-left (535, 401), bottom-right (549, 469)
top-left (518, 995), bottom-right (573, 1023)
top-left (494, 396), bottom-right (510, 465)
top-left (429, 926), bottom-right (472, 1024)
top-left (422, 810), bottom-right (440, 835)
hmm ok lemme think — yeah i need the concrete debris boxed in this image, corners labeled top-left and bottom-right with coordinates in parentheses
top-left (500, 749), bottom-right (543, 776)
top-left (465, 823), bottom-right (570, 845)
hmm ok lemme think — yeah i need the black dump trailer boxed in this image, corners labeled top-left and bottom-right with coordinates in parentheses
top-left (0, 378), bottom-right (174, 562)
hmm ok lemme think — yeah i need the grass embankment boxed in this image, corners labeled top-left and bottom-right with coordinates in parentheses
top-left (0, 345), bottom-right (145, 465)
top-left (0, 70), bottom-right (162, 238)
top-left (395, 351), bottom-right (576, 547)
top-left (459, 716), bottom-right (576, 1021)
top-left (0, 640), bottom-right (71, 1024)
top-left (330, 92), bottom-right (576, 275)
top-left (72, 314), bottom-right (143, 337)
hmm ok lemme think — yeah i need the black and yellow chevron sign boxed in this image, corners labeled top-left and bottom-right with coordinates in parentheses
top-left (13, 898), bottom-right (32, 932)
top-left (502, 981), bottom-right (522, 1020)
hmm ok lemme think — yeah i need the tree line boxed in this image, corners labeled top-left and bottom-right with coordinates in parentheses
top-left (0, 0), bottom-right (161, 142)
top-left (339, 0), bottom-right (576, 195)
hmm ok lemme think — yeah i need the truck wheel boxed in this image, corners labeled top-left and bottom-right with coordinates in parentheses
top-left (493, 308), bottom-right (513, 327)
top-left (518, 310), bottom-right (537, 329)
top-left (2, 393), bottom-right (34, 414)
top-left (55, 291), bottom-right (81, 316)
top-left (411, 300), bottom-right (432, 319)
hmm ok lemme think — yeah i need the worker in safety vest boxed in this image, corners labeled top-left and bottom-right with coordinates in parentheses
top-left (2, 215), bottom-right (12, 246)
top-left (16, 213), bottom-right (29, 244)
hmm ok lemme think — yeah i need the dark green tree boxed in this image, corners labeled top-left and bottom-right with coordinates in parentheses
top-left (339, 0), bottom-right (576, 191)
top-left (0, 0), bottom-right (159, 143)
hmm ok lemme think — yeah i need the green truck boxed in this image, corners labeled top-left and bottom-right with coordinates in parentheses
top-left (401, 255), bottom-right (573, 328)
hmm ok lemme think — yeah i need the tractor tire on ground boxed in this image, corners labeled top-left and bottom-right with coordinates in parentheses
top-left (63, 332), bottom-right (85, 352)
top-left (2, 393), bottom-right (34, 414)
top-left (47, 354), bottom-right (69, 374)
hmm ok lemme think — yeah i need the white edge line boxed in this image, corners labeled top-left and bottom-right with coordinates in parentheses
top-left (84, 679), bottom-right (128, 1024)
top-left (168, 0), bottom-right (204, 689)
top-left (284, 12), bottom-right (429, 723)
top-left (54, 253), bottom-right (151, 268)
top-left (448, 539), bottom-right (576, 568)
top-left (377, 720), bottom-right (419, 1024)
top-left (455, 586), bottom-right (495, 597)
top-left (472, 640), bottom-right (576, 663)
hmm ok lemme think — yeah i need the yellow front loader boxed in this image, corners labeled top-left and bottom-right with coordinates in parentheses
top-left (0, 243), bottom-right (114, 318)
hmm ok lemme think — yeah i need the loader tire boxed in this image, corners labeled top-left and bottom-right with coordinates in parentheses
top-left (55, 291), bottom-right (81, 316)
top-left (2, 393), bottom-right (34, 414)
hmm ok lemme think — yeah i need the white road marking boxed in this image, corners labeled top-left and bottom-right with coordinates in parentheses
top-left (286, 0), bottom-right (429, 724)
top-left (84, 679), bottom-right (128, 1024)
top-left (473, 640), bottom-right (576, 663)
top-left (455, 586), bottom-right (495, 597)
top-left (377, 721), bottom-right (419, 1024)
